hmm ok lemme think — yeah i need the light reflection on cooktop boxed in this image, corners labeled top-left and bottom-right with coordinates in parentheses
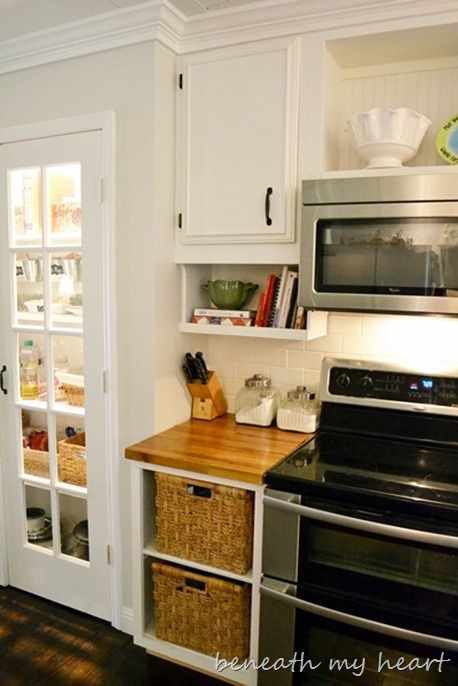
top-left (269, 430), bottom-right (458, 506)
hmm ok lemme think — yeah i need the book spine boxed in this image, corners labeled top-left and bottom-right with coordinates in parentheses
top-left (293, 305), bottom-right (306, 329)
top-left (193, 308), bottom-right (253, 318)
top-left (254, 292), bottom-right (265, 327)
top-left (277, 271), bottom-right (298, 328)
top-left (191, 315), bottom-right (253, 326)
top-left (261, 274), bottom-right (278, 327)
top-left (285, 277), bottom-right (299, 329)
top-left (266, 277), bottom-right (282, 327)
top-left (271, 265), bottom-right (288, 327)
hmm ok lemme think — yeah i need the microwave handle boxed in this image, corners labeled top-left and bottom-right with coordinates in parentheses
top-left (260, 577), bottom-right (458, 652)
top-left (263, 494), bottom-right (458, 549)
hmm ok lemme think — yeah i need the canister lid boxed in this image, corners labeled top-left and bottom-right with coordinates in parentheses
top-left (296, 385), bottom-right (315, 400)
top-left (245, 373), bottom-right (271, 388)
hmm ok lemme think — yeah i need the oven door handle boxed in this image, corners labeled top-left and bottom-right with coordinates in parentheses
top-left (263, 494), bottom-right (458, 548)
top-left (260, 577), bottom-right (458, 651)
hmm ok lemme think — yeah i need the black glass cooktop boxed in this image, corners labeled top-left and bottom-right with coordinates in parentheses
top-left (266, 404), bottom-right (458, 514)
top-left (267, 430), bottom-right (458, 506)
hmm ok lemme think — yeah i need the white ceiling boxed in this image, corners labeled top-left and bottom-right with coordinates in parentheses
top-left (0, 0), bottom-right (261, 42)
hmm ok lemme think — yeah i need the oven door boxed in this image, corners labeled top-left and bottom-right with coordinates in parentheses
top-left (299, 201), bottom-right (458, 314)
top-left (259, 490), bottom-right (458, 685)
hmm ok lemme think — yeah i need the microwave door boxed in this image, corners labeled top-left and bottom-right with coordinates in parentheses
top-left (299, 201), bottom-right (458, 314)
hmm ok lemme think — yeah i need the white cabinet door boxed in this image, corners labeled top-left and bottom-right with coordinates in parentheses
top-left (0, 131), bottom-right (112, 620)
top-left (176, 37), bottom-right (300, 248)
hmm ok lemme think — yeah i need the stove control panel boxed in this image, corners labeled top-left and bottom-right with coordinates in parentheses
top-left (329, 366), bottom-right (458, 406)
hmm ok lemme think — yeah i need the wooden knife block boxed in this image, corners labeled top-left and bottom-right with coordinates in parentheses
top-left (187, 371), bottom-right (227, 421)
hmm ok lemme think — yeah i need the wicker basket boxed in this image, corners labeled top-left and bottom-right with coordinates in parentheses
top-left (155, 473), bottom-right (254, 574)
top-left (58, 433), bottom-right (86, 487)
top-left (23, 448), bottom-right (49, 479)
top-left (62, 383), bottom-right (84, 407)
top-left (152, 562), bottom-right (250, 659)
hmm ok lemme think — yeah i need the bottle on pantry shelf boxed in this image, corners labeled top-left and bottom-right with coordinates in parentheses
top-left (276, 385), bottom-right (321, 434)
top-left (235, 373), bottom-right (280, 427)
top-left (20, 339), bottom-right (40, 400)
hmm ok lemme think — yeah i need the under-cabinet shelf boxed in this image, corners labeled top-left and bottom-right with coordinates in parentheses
top-left (179, 312), bottom-right (327, 340)
top-left (180, 263), bottom-right (328, 341)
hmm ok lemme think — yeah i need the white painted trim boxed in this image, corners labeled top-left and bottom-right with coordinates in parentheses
top-left (0, 454), bottom-right (9, 586)
top-left (0, 112), bottom-right (121, 628)
top-left (0, 0), bottom-right (184, 75)
top-left (121, 605), bottom-right (135, 636)
top-left (99, 112), bottom-right (124, 631)
top-left (0, 0), bottom-right (458, 74)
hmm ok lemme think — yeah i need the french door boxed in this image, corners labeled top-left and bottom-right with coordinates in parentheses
top-left (0, 130), bottom-right (112, 620)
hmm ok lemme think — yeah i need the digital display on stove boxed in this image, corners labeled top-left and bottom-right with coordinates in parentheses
top-left (409, 379), bottom-right (434, 391)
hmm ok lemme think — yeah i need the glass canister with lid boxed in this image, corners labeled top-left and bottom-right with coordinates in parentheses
top-left (235, 373), bottom-right (280, 427)
top-left (276, 385), bottom-right (321, 433)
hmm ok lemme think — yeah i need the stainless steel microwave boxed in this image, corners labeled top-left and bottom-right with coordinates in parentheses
top-left (299, 174), bottom-right (458, 314)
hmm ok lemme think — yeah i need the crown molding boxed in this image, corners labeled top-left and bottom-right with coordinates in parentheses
top-left (0, 0), bottom-right (457, 74)
top-left (0, 0), bottom-right (185, 75)
top-left (179, 0), bottom-right (458, 52)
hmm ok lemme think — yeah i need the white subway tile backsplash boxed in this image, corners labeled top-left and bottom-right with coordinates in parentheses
top-left (208, 314), bottom-right (458, 414)
top-left (303, 370), bottom-right (321, 392)
top-left (305, 333), bottom-right (343, 353)
top-left (287, 350), bottom-right (324, 370)
top-left (236, 361), bottom-right (271, 381)
top-left (252, 344), bottom-right (288, 367)
top-left (269, 365), bottom-right (305, 388)
top-left (328, 314), bottom-right (363, 336)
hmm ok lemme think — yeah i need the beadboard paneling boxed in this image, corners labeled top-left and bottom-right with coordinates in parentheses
top-left (334, 58), bottom-right (458, 170)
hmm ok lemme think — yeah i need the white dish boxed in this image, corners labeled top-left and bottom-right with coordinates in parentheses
top-left (346, 107), bottom-right (431, 168)
top-left (27, 517), bottom-right (52, 541)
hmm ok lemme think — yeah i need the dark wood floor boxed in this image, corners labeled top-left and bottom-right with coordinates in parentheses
top-left (0, 586), bottom-right (222, 685)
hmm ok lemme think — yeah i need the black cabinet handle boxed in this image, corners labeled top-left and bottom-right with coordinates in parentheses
top-left (0, 365), bottom-right (7, 395)
top-left (265, 187), bottom-right (273, 226)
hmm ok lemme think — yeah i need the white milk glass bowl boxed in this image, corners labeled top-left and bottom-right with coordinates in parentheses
top-left (346, 107), bottom-right (432, 168)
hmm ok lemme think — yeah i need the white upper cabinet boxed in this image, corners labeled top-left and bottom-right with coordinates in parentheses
top-left (175, 37), bottom-right (300, 264)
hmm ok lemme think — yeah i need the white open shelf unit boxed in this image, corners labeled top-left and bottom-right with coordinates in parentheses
top-left (179, 263), bottom-right (328, 341)
top-left (302, 23), bottom-right (458, 177)
top-left (131, 462), bottom-right (264, 686)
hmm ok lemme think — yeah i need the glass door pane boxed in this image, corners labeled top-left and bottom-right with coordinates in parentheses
top-left (9, 168), bottom-right (42, 245)
top-left (46, 163), bottom-right (81, 245)
top-left (0, 130), bottom-right (111, 620)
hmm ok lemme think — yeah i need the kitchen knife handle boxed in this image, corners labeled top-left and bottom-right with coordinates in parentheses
top-left (265, 187), bottom-right (273, 226)
top-left (0, 365), bottom-right (7, 395)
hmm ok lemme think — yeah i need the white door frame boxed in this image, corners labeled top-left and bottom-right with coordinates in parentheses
top-left (0, 111), bottom-right (122, 629)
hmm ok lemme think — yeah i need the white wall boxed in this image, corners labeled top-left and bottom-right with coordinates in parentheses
top-left (210, 313), bottom-right (458, 411)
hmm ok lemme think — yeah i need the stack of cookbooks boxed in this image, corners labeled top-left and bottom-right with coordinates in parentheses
top-left (254, 266), bottom-right (305, 329)
top-left (191, 308), bottom-right (256, 326)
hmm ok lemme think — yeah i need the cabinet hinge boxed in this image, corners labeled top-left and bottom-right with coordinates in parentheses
top-left (102, 370), bottom-right (108, 394)
top-left (178, 213), bottom-right (182, 229)
top-left (178, 73), bottom-right (183, 90)
top-left (106, 544), bottom-right (112, 565)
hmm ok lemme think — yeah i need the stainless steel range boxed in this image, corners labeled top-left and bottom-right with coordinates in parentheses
top-left (260, 357), bottom-right (458, 686)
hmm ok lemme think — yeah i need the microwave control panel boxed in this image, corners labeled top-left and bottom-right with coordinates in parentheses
top-left (329, 366), bottom-right (458, 407)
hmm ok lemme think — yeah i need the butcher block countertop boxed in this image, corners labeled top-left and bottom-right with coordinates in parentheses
top-left (125, 414), bottom-right (310, 484)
